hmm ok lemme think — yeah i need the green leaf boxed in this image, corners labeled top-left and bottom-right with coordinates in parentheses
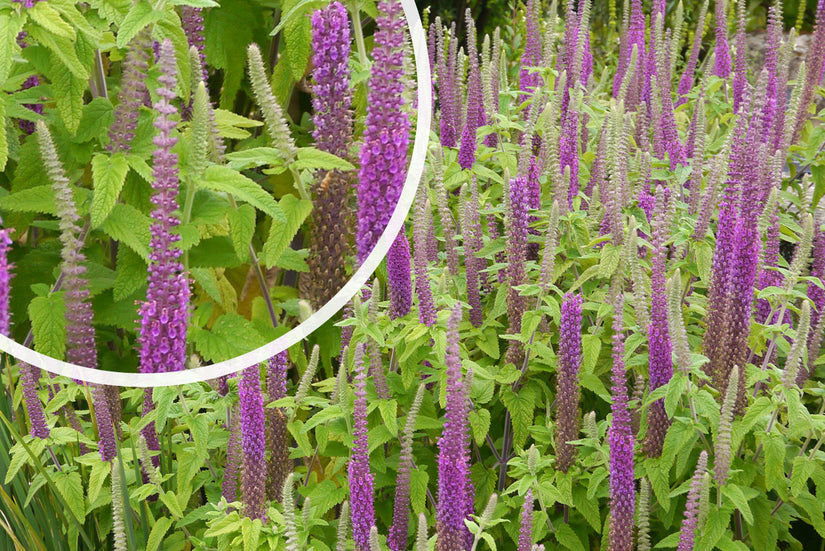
top-left (87, 460), bottom-right (110, 505)
top-left (190, 313), bottom-right (266, 362)
top-left (198, 165), bottom-right (280, 219)
top-left (791, 456), bottom-right (815, 498)
top-left (113, 246), bottom-right (147, 301)
top-left (261, 195), bottom-right (313, 268)
top-left (29, 293), bottom-right (67, 360)
top-left (28, 27), bottom-right (89, 80)
top-left (75, 98), bottom-right (115, 143)
top-left (49, 53), bottom-right (86, 133)
top-left (225, 147), bottom-right (284, 171)
top-left (227, 204), bottom-right (256, 262)
top-left (0, 95), bottom-right (6, 172)
top-left (281, 0), bottom-right (316, 81)
top-left (53, 471), bottom-right (85, 523)
top-left (159, 491), bottom-right (185, 519)
top-left (294, 147), bottom-right (356, 172)
top-left (694, 241), bottom-right (713, 281)
top-left (811, 164), bottom-right (825, 209)
top-left (796, 490), bottom-right (825, 537)
top-left (409, 468), bottom-right (429, 516)
top-left (90, 153), bottom-right (129, 227)
top-left (190, 268), bottom-right (222, 303)
top-left (468, 408), bottom-right (491, 446)
top-left (0, 14), bottom-right (26, 83)
top-left (598, 243), bottom-right (621, 278)
top-left (501, 386), bottom-right (536, 449)
top-left (146, 517), bottom-right (172, 551)
top-left (29, 3), bottom-right (75, 39)
top-left (153, 386), bottom-right (177, 433)
top-left (241, 517), bottom-right (262, 551)
top-left (696, 509), bottom-right (729, 549)
top-left (378, 400), bottom-right (398, 437)
top-left (117, 0), bottom-right (163, 48)
top-left (763, 431), bottom-right (785, 493)
top-left (554, 522), bottom-right (585, 551)
top-left (102, 203), bottom-right (152, 260)
top-left (722, 484), bottom-right (753, 524)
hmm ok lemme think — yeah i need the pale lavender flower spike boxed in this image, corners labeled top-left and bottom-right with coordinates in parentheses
top-left (240, 364), bottom-right (266, 520)
top-left (349, 344), bottom-right (375, 551)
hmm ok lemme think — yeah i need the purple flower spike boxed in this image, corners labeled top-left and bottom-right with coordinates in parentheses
top-left (312, 2), bottom-right (353, 159)
top-left (458, 11), bottom-right (485, 170)
top-left (518, 0), bottom-right (542, 103)
top-left (349, 344), bottom-right (375, 551)
top-left (437, 305), bottom-right (474, 551)
top-left (677, 451), bottom-right (709, 551)
top-left (557, 293), bottom-right (583, 473)
top-left (518, 490), bottom-right (534, 551)
top-left (713, 0), bottom-right (732, 78)
top-left (267, 352), bottom-right (290, 501)
top-left (506, 177), bottom-right (529, 365)
top-left (138, 39), bottom-right (190, 376)
top-left (181, 6), bottom-right (208, 84)
top-left (21, 362), bottom-right (49, 439)
top-left (413, 190), bottom-right (437, 327)
top-left (356, 0), bottom-right (410, 264)
top-left (108, 30), bottom-right (151, 154)
top-left (388, 230), bottom-right (413, 319)
top-left (609, 295), bottom-right (635, 551)
top-left (223, 404), bottom-right (241, 502)
top-left (0, 218), bottom-right (11, 338)
top-left (240, 365), bottom-right (266, 520)
top-left (643, 188), bottom-right (673, 458)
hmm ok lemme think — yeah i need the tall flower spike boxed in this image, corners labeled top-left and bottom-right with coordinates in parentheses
top-left (349, 344), bottom-right (375, 551)
top-left (181, 6), bottom-right (207, 83)
top-left (609, 294), bottom-right (635, 551)
top-left (366, 284), bottom-right (391, 399)
top-left (713, 0), bottom-right (732, 78)
top-left (519, 0), bottom-right (542, 103)
top-left (356, 0), bottom-right (410, 263)
top-left (337, 501), bottom-right (351, 551)
top-left (388, 384), bottom-right (426, 551)
top-left (461, 181), bottom-right (484, 327)
top-left (222, 404), bottom-right (241, 502)
top-left (518, 490), bottom-right (534, 551)
top-left (732, 0), bottom-right (748, 111)
top-left (267, 352), bottom-right (291, 501)
top-left (505, 176), bottom-right (529, 366)
top-left (437, 305), bottom-right (474, 551)
top-left (312, 2), bottom-right (354, 159)
top-left (108, 29), bottom-right (151, 153)
top-left (714, 365), bottom-right (738, 489)
top-left (413, 185), bottom-right (437, 327)
top-left (247, 44), bottom-right (297, 162)
top-left (556, 293), bottom-right (583, 473)
top-left (388, 230), bottom-right (413, 319)
top-left (282, 474), bottom-right (301, 551)
top-left (240, 364), bottom-right (266, 520)
top-left (0, 217), bottom-right (10, 338)
top-left (458, 10), bottom-right (485, 170)
top-left (432, 148), bottom-right (460, 277)
top-left (111, 459), bottom-right (127, 551)
top-left (21, 362), bottom-right (49, 439)
top-left (676, 451), bottom-right (709, 551)
top-left (782, 301), bottom-right (812, 389)
top-left (637, 479), bottom-right (651, 551)
top-left (38, 121), bottom-right (116, 460)
top-left (643, 188), bottom-right (674, 458)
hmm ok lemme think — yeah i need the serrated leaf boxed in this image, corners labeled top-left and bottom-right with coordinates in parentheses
top-left (28, 27), bottom-right (89, 80)
top-left (763, 432), bottom-right (785, 492)
top-left (554, 522), bottom-right (585, 551)
top-left (29, 3), bottom-right (75, 39)
top-left (410, 468), bottom-right (429, 516)
top-left (146, 516), bottom-right (172, 551)
top-left (281, 0), bottom-right (315, 81)
top-left (190, 267), bottom-right (222, 303)
top-left (227, 204), bottom-right (255, 261)
top-left (225, 147), bottom-right (285, 171)
top-left (117, 0), bottom-right (163, 48)
top-left (598, 243), bottom-right (621, 278)
top-left (378, 399), bottom-right (398, 437)
top-left (87, 460), bottom-right (110, 505)
top-left (155, 11), bottom-right (192, 101)
top-left (189, 414), bottom-right (209, 459)
top-left (0, 95), bottom-right (6, 172)
top-left (294, 147), bottom-right (356, 172)
top-left (91, 153), bottom-right (129, 227)
top-left (28, 293), bottom-right (67, 360)
top-left (54, 471), bottom-right (85, 523)
top-left (49, 53), bottom-right (85, 133)
top-left (159, 491), bottom-right (185, 518)
top-left (468, 408), bottom-right (491, 446)
top-left (791, 456), bottom-right (815, 498)
top-left (102, 203), bottom-right (152, 260)
top-left (722, 484), bottom-right (753, 524)
top-left (113, 246), bottom-right (147, 301)
top-left (261, 195), bottom-right (313, 268)
top-left (198, 165), bottom-right (280, 219)
top-left (501, 386), bottom-right (535, 449)
top-left (190, 313), bottom-right (266, 362)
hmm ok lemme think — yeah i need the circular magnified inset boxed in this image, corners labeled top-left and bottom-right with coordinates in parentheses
top-left (0, 0), bottom-right (431, 387)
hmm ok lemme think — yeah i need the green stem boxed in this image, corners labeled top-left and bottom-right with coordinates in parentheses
top-left (181, 181), bottom-right (197, 271)
top-left (349, 1), bottom-right (369, 68)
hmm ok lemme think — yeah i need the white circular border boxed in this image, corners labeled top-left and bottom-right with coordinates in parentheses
top-left (0, 0), bottom-right (432, 387)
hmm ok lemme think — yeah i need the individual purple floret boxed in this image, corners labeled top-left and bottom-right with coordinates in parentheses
top-left (312, 2), bottom-right (353, 159)
top-left (356, 0), bottom-right (410, 264)
top-left (609, 295), bottom-right (635, 551)
top-left (388, 231), bottom-right (413, 319)
top-left (240, 365), bottom-right (266, 520)
top-left (349, 344), bottom-right (375, 551)
top-left (556, 293), bottom-right (583, 473)
top-left (437, 305), bottom-right (474, 551)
